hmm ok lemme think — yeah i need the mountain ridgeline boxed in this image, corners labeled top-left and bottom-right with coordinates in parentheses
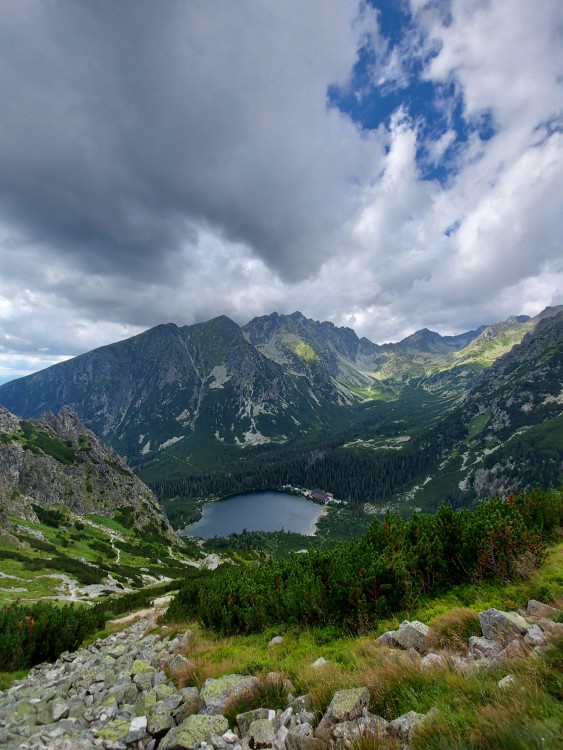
top-left (0, 306), bottom-right (561, 510)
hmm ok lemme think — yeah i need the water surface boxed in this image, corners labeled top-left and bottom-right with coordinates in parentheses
top-left (180, 491), bottom-right (323, 538)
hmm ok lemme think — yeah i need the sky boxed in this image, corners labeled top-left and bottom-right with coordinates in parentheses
top-left (0, 0), bottom-right (562, 384)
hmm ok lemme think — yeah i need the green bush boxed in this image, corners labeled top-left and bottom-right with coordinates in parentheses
top-left (0, 601), bottom-right (105, 671)
top-left (166, 489), bottom-right (562, 635)
top-left (31, 503), bottom-right (66, 528)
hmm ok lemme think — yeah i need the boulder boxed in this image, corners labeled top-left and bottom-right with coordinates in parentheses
top-left (468, 636), bottom-right (503, 660)
top-left (248, 718), bottom-right (277, 749)
top-left (269, 636), bottom-right (284, 646)
top-left (393, 621), bottom-right (430, 653)
top-left (526, 600), bottom-right (561, 619)
top-left (159, 714), bottom-right (229, 750)
top-left (388, 710), bottom-right (429, 742)
top-left (147, 701), bottom-right (175, 737)
top-left (524, 624), bottom-right (548, 647)
top-left (237, 708), bottom-right (271, 736)
top-left (420, 653), bottom-right (448, 670)
top-left (331, 715), bottom-right (389, 745)
top-left (317, 687), bottom-right (369, 735)
top-left (478, 609), bottom-right (529, 642)
top-left (200, 674), bottom-right (259, 715)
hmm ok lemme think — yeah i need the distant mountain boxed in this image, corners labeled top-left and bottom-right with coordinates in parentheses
top-left (0, 405), bottom-right (175, 540)
top-left (395, 311), bottom-right (563, 508)
top-left (0, 316), bottom-right (330, 475)
top-left (0, 305), bottom-right (561, 487)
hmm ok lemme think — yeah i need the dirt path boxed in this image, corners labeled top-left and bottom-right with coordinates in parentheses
top-left (108, 595), bottom-right (174, 628)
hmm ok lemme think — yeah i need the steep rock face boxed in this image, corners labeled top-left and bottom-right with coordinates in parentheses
top-left (0, 317), bottom-right (327, 468)
top-left (0, 405), bottom-right (175, 540)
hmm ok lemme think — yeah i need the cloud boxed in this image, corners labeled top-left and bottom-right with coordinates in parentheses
top-left (0, 0), bottom-right (562, 377)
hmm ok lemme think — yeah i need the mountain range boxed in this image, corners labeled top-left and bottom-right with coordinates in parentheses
top-left (0, 305), bottom-right (561, 506)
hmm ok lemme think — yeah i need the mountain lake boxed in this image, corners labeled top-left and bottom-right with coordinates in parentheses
top-left (179, 490), bottom-right (324, 538)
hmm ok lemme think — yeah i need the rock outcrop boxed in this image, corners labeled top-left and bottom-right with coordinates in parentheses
top-left (0, 405), bottom-right (175, 541)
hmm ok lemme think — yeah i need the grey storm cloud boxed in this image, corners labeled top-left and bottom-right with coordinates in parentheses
top-left (0, 0), bottom-right (562, 382)
top-left (0, 1), bottom-right (375, 283)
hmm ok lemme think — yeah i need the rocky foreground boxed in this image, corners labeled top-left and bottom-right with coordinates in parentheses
top-left (0, 600), bottom-right (561, 750)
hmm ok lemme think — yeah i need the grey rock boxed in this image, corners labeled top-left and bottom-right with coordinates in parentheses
top-left (169, 654), bottom-right (191, 672)
top-left (126, 715), bottom-right (148, 743)
top-left (289, 695), bottom-right (312, 713)
top-left (495, 638), bottom-right (528, 661)
top-left (526, 600), bottom-right (561, 619)
top-left (524, 624), bottom-right (548, 647)
top-left (51, 701), bottom-right (70, 722)
top-left (393, 620), bottom-right (430, 653)
top-left (222, 730), bottom-right (240, 743)
top-left (200, 675), bottom-right (259, 715)
top-left (159, 714), bottom-right (229, 750)
top-left (331, 715), bottom-right (389, 745)
top-left (317, 687), bottom-right (369, 735)
top-left (237, 708), bottom-right (271, 736)
top-left (374, 630), bottom-right (399, 647)
top-left (498, 674), bottom-right (518, 689)
top-left (420, 653), bottom-right (448, 670)
top-left (268, 636), bottom-right (284, 646)
top-left (147, 702), bottom-right (174, 737)
top-left (478, 609), bottom-right (530, 641)
top-left (248, 718), bottom-right (277, 748)
top-left (133, 672), bottom-right (154, 691)
top-left (286, 729), bottom-right (324, 750)
top-left (310, 657), bottom-right (328, 668)
top-left (389, 710), bottom-right (428, 742)
top-left (468, 636), bottom-right (503, 660)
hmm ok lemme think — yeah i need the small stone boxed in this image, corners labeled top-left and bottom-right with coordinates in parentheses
top-left (51, 701), bottom-right (70, 721)
top-left (222, 730), bottom-right (239, 743)
top-left (269, 636), bottom-right (284, 646)
top-left (169, 653), bottom-right (191, 672)
top-left (310, 657), bottom-right (328, 668)
top-left (498, 674), bottom-right (518, 689)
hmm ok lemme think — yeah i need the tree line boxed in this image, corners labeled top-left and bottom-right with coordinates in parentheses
top-left (151, 411), bottom-right (467, 505)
